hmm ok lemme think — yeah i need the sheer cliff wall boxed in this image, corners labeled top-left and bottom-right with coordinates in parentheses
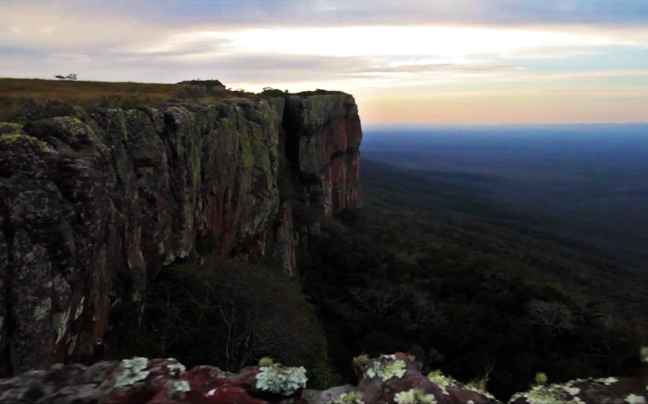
top-left (0, 92), bottom-right (362, 375)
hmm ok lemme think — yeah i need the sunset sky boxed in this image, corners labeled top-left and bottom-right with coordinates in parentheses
top-left (2, 0), bottom-right (647, 124)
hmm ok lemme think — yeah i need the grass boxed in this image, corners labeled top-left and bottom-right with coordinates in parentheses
top-left (0, 78), bottom-right (259, 122)
top-left (466, 363), bottom-right (495, 393)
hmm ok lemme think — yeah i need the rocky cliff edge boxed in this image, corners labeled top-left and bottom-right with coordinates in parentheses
top-left (0, 92), bottom-right (362, 375)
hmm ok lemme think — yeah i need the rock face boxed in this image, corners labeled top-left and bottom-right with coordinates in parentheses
top-left (284, 93), bottom-right (362, 216)
top-left (0, 353), bottom-right (491, 404)
top-left (0, 353), bottom-right (645, 404)
top-left (0, 93), bottom-right (362, 375)
top-left (0, 353), bottom-right (648, 404)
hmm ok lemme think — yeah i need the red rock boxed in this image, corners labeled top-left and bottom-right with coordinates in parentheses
top-left (0, 93), bottom-right (363, 373)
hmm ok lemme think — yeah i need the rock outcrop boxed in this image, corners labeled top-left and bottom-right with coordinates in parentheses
top-left (0, 93), bottom-right (362, 375)
top-left (284, 93), bottom-right (362, 216)
top-left (1, 352), bottom-right (645, 404)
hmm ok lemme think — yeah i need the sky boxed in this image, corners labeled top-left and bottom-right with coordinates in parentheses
top-left (2, 0), bottom-right (648, 124)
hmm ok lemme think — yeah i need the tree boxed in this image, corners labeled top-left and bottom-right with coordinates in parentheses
top-left (54, 73), bottom-right (78, 81)
top-left (350, 282), bottom-right (403, 317)
top-left (398, 289), bottom-right (444, 331)
top-left (526, 299), bottom-right (575, 336)
top-left (140, 259), bottom-right (330, 373)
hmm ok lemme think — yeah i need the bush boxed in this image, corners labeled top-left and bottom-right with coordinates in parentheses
top-left (137, 258), bottom-right (336, 386)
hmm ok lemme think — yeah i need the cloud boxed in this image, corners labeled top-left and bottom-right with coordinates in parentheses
top-left (349, 61), bottom-right (525, 75)
top-left (67, 0), bottom-right (648, 28)
top-left (0, 1), bottom-right (170, 53)
top-left (1, 0), bottom-right (647, 123)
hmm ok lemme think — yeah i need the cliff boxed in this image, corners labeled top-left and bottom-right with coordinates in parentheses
top-left (284, 93), bottom-right (362, 216)
top-left (0, 92), bottom-right (362, 375)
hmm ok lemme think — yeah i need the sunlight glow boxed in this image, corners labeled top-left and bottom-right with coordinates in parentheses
top-left (213, 26), bottom-right (636, 58)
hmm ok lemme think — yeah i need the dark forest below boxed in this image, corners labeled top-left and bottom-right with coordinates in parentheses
top-left (136, 143), bottom-right (648, 401)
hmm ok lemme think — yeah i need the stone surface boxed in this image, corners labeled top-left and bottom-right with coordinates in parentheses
top-left (284, 93), bottom-right (362, 216)
top-left (4, 353), bottom-right (642, 404)
top-left (0, 354), bottom-right (482, 404)
top-left (0, 93), bottom-right (362, 375)
top-left (509, 374), bottom-right (648, 404)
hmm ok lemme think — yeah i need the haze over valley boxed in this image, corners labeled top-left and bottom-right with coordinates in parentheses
top-left (362, 124), bottom-right (648, 269)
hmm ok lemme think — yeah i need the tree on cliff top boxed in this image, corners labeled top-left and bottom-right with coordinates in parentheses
top-left (177, 79), bottom-right (225, 89)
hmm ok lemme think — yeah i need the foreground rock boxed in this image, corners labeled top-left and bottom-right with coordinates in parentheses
top-left (1, 352), bottom-right (646, 404)
top-left (0, 357), bottom-right (305, 404)
top-left (510, 376), bottom-right (648, 404)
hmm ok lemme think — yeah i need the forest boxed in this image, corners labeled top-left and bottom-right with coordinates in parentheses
top-left (135, 144), bottom-right (648, 400)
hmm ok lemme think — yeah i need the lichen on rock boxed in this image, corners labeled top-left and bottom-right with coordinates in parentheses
top-left (596, 377), bottom-right (619, 386)
top-left (255, 364), bottom-right (308, 396)
top-left (0, 122), bottom-right (23, 136)
top-left (394, 388), bottom-right (437, 404)
top-left (167, 380), bottom-right (191, 394)
top-left (365, 354), bottom-right (407, 381)
top-left (641, 347), bottom-right (648, 364)
top-left (165, 358), bottom-right (186, 376)
top-left (113, 357), bottom-right (150, 388)
top-left (427, 370), bottom-right (459, 394)
top-left (626, 394), bottom-right (647, 404)
top-left (327, 391), bottom-right (365, 404)
top-left (510, 384), bottom-right (585, 404)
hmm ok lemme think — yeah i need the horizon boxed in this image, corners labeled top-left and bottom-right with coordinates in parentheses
top-left (363, 122), bottom-right (648, 130)
top-left (2, 0), bottom-right (648, 125)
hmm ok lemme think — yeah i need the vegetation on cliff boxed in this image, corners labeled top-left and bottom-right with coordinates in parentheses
top-left (133, 259), bottom-right (333, 385)
top-left (0, 78), bottom-right (270, 122)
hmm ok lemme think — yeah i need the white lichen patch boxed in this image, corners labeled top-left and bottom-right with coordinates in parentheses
top-left (34, 297), bottom-right (52, 321)
top-left (52, 308), bottom-right (71, 344)
top-left (641, 347), bottom-right (648, 364)
top-left (563, 386), bottom-right (581, 396)
top-left (394, 388), bottom-right (437, 404)
top-left (165, 358), bottom-right (186, 376)
top-left (509, 392), bottom-right (527, 402)
top-left (427, 370), bottom-right (458, 395)
top-left (566, 379), bottom-right (585, 386)
top-left (255, 365), bottom-right (307, 396)
top-left (468, 387), bottom-right (496, 400)
top-left (352, 354), bottom-right (369, 367)
top-left (366, 355), bottom-right (407, 381)
top-left (114, 357), bottom-right (150, 388)
top-left (510, 385), bottom-right (584, 404)
top-left (327, 391), bottom-right (365, 404)
top-left (167, 380), bottom-right (191, 394)
top-left (74, 297), bottom-right (85, 320)
top-left (626, 394), bottom-right (647, 404)
top-left (596, 377), bottom-right (618, 386)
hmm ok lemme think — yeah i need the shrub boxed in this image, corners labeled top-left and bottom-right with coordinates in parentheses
top-left (137, 258), bottom-right (336, 386)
